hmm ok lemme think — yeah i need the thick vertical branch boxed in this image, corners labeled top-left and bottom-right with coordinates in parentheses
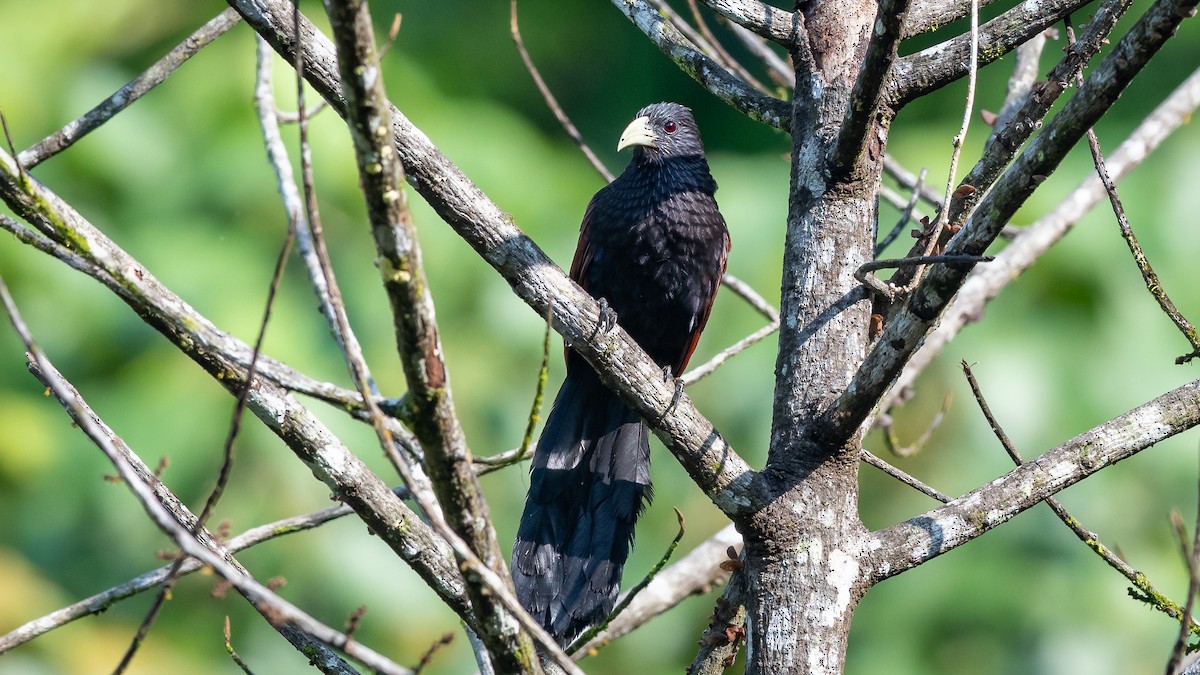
top-left (740, 1), bottom-right (881, 672)
top-left (321, 0), bottom-right (537, 670)
top-left (831, 0), bottom-right (911, 180)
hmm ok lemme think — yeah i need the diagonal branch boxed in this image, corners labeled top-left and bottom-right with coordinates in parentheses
top-left (890, 0), bottom-right (1097, 105)
top-left (830, 0), bottom-right (1196, 441)
top-left (230, 0), bottom-right (763, 519)
top-left (962, 362), bottom-right (1200, 643)
top-left (868, 378), bottom-right (1200, 581)
top-left (902, 0), bottom-right (1003, 37)
top-left (0, 289), bottom-right (384, 674)
top-left (878, 43), bottom-right (1200, 420)
top-left (700, 0), bottom-right (802, 45)
top-left (608, 0), bottom-right (792, 131)
top-left (0, 497), bottom-right (370, 653)
top-left (0, 149), bottom-right (478, 632)
top-left (17, 9), bottom-right (242, 169)
top-left (321, 1), bottom-right (537, 670)
top-left (943, 0), bottom-right (1132, 230)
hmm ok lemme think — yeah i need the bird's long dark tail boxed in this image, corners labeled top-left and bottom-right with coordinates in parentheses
top-left (511, 365), bottom-right (650, 645)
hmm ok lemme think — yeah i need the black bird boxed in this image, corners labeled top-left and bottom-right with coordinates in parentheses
top-left (512, 102), bottom-right (730, 644)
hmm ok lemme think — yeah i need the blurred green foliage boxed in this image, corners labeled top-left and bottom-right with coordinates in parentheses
top-left (0, 0), bottom-right (1198, 673)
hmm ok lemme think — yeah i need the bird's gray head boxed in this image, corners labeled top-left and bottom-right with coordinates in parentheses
top-left (616, 102), bottom-right (704, 161)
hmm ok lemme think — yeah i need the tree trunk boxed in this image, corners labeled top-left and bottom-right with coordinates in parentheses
top-left (742, 1), bottom-right (885, 671)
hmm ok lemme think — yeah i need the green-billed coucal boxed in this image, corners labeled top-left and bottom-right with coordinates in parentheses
top-left (512, 102), bottom-right (731, 644)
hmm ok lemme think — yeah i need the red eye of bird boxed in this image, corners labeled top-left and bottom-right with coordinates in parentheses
top-left (663, 120), bottom-right (678, 134)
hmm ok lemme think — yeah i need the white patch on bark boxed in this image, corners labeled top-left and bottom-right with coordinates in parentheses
top-left (765, 606), bottom-right (795, 670)
top-left (823, 548), bottom-right (858, 627)
top-left (817, 508), bottom-right (836, 526)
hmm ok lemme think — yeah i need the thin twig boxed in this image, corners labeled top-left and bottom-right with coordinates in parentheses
top-left (721, 273), bottom-right (778, 322)
top-left (862, 254), bottom-right (994, 274)
top-left (685, 0), bottom-right (771, 95)
top-left (876, 168), bottom-right (928, 256)
top-left (116, 154), bottom-right (297, 675)
top-left (224, 616), bottom-right (257, 675)
top-left (518, 307), bottom-right (553, 463)
top-left (0, 277), bottom-right (399, 674)
top-left (411, 633), bottom-right (455, 674)
top-left (255, 38), bottom-right (353, 373)
top-left (1066, 21), bottom-right (1200, 365)
top-left (860, 448), bottom-right (951, 503)
top-left (961, 361), bottom-right (1200, 645)
top-left (909, 0), bottom-right (979, 289)
top-left (682, 320), bottom-right (778, 386)
top-left (17, 9), bottom-right (242, 168)
top-left (0, 490), bottom-right (412, 653)
top-left (881, 392), bottom-right (952, 458)
top-left (510, 0), bottom-right (613, 183)
top-left (1168, 450), bottom-right (1200, 672)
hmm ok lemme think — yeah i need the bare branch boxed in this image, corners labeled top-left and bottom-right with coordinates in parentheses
top-left (682, 274), bottom-right (781, 385)
top-left (891, 0), bottom-right (1097, 105)
top-left (322, 1), bottom-right (539, 670)
top-left (869, 378), bottom-right (1200, 581)
top-left (878, 392), bottom-right (952, 459)
top-left (1065, 16), bottom-right (1200, 363)
top-left (17, 9), bottom-right (242, 168)
top-left (831, 0), bottom-right (912, 179)
top-left (682, 320), bottom-right (779, 385)
top-left (961, 362), bottom-right (1200, 648)
top-left (1169, 458), bottom-right (1200, 672)
top-left (0, 292), bottom-right (374, 674)
top-left (700, 0), bottom-right (802, 45)
top-left (0, 498), bottom-right (369, 652)
top-left (830, 0), bottom-right (1194, 440)
top-left (230, 0), bottom-right (763, 518)
top-left (860, 448), bottom-right (951, 503)
top-left (0, 147), bottom-right (477, 630)
top-left (882, 66), bottom-right (1200, 413)
top-left (609, 0), bottom-right (792, 131)
top-left (510, 0), bottom-right (614, 183)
